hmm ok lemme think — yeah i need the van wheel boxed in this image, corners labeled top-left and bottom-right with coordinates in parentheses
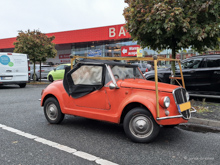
top-left (48, 75), bottom-right (54, 82)
top-left (123, 108), bottom-right (160, 143)
top-left (44, 97), bottom-right (64, 124)
top-left (19, 83), bottom-right (26, 88)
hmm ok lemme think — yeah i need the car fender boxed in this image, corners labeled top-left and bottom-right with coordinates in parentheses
top-left (41, 85), bottom-right (65, 111)
top-left (48, 71), bottom-right (54, 76)
top-left (144, 73), bottom-right (153, 79)
top-left (145, 74), bottom-right (163, 82)
top-left (118, 92), bottom-right (157, 120)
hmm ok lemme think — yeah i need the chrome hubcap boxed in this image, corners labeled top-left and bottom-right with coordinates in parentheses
top-left (135, 119), bottom-right (147, 130)
top-left (129, 115), bottom-right (153, 138)
top-left (46, 103), bottom-right (58, 120)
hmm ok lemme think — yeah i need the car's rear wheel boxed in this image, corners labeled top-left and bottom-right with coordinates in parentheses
top-left (44, 97), bottom-right (64, 124)
top-left (19, 83), bottom-right (26, 88)
top-left (32, 74), bottom-right (38, 81)
top-left (123, 107), bottom-right (160, 143)
top-left (48, 75), bottom-right (54, 82)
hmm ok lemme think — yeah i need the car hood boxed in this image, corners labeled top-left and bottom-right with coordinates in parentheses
top-left (119, 79), bottom-right (178, 93)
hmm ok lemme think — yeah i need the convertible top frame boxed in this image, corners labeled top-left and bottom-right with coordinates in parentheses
top-left (69, 55), bottom-right (185, 119)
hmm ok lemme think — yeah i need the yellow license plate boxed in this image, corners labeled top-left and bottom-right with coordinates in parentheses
top-left (178, 101), bottom-right (191, 112)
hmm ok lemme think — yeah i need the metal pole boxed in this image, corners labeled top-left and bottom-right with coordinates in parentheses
top-left (153, 55), bottom-right (160, 118)
top-left (69, 54), bottom-right (75, 70)
top-left (178, 61), bottom-right (185, 88)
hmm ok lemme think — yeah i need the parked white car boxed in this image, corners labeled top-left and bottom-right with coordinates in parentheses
top-left (0, 52), bottom-right (29, 88)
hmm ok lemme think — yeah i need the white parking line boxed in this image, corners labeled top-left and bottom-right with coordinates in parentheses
top-left (0, 124), bottom-right (118, 165)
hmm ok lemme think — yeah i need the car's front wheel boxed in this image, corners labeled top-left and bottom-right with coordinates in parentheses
top-left (48, 75), bottom-right (54, 82)
top-left (44, 97), bottom-right (64, 124)
top-left (123, 108), bottom-right (160, 143)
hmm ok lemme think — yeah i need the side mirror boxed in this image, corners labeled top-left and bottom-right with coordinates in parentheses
top-left (109, 83), bottom-right (116, 89)
top-left (54, 68), bottom-right (56, 71)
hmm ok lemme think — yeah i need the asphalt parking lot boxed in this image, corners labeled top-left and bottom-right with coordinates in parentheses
top-left (0, 84), bottom-right (220, 165)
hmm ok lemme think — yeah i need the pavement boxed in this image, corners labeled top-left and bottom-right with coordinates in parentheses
top-left (188, 117), bottom-right (220, 128)
top-left (179, 98), bottom-right (220, 132)
top-left (179, 118), bottom-right (220, 133)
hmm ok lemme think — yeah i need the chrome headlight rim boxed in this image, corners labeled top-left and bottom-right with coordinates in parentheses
top-left (163, 96), bottom-right (170, 108)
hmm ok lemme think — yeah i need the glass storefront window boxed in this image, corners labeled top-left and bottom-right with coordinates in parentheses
top-left (71, 40), bottom-right (174, 59)
top-left (71, 39), bottom-right (138, 58)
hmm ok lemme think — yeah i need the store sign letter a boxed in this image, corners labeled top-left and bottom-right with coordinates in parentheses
top-left (109, 26), bottom-right (126, 38)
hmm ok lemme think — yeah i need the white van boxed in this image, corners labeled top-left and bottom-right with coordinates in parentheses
top-left (0, 52), bottom-right (29, 88)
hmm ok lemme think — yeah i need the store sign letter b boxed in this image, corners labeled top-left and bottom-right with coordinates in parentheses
top-left (109, 28), bottom-right (116, 38)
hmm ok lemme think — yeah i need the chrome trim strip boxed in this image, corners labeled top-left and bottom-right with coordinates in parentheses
top-left (156, 107), bottom-right (196, 120)
top-left (172, 87), bottom-right (191, 119)
top-left (172, 87), bottom-right (182, 105)
top-left (190, 107), bottom-right (197, 113)
top-left (156, 115), bottom-right (183, 120)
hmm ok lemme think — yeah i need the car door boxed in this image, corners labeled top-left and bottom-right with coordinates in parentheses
top-left (200, 57), bottom-right (220, 93)
top-left (64, 63), bottom-right (111, 110)
top-left (175, 57), bottom-right (204, 91)
top-left (53, 65), bottom-right (65, 80)
top-left (41, 66), bottom-right (53, 79)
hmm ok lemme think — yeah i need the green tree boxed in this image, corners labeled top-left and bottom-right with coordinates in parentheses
top-left (124, 0), bottom-right (220, 84)
top-left (13, 30), bottom-right (57, 81)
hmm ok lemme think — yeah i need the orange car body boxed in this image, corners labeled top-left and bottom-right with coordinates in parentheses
top-left (40, 59), bottom-right (195, 143)
top-left (41, 79), bottom-right (188, 126)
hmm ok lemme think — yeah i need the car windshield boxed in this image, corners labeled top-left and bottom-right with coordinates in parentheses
top-left (110, 65), bottom-right (144, 81)
top-left (175, 58), bottom-right (203, 69)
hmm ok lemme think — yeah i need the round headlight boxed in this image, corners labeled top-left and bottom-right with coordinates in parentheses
top-left (186, 92), bottom-right (190, 101)
top-left (164, 96), bottom-right (170, 108)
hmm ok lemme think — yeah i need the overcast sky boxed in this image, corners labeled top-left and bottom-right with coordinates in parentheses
top-left (0, 0), bottom-right (127, 39)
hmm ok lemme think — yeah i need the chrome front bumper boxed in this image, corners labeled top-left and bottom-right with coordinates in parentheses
top-left (156, 107), bottom-right (196, 120)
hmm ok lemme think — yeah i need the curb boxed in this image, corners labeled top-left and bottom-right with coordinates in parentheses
top-left (188, 117), bottom-right (220, 128)
top-left (178, 117), bottom-right (220, 133)
top-left (27, 82), bottom-right (50, 85)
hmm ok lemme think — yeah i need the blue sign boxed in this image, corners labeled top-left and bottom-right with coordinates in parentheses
top-left (0, 55), bottom-right (10, 65)
top-left (88, 49), bottom-right (102, 57)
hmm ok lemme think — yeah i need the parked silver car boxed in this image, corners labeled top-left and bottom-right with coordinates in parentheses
top-left (30, 64), bottom-right (54, 81)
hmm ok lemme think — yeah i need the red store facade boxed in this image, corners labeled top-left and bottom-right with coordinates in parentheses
top-left (0, 24), bottom-right (196, 65)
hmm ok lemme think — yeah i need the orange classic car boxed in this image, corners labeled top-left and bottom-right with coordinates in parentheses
top-left (41, 59), bottom-right (196, 143)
